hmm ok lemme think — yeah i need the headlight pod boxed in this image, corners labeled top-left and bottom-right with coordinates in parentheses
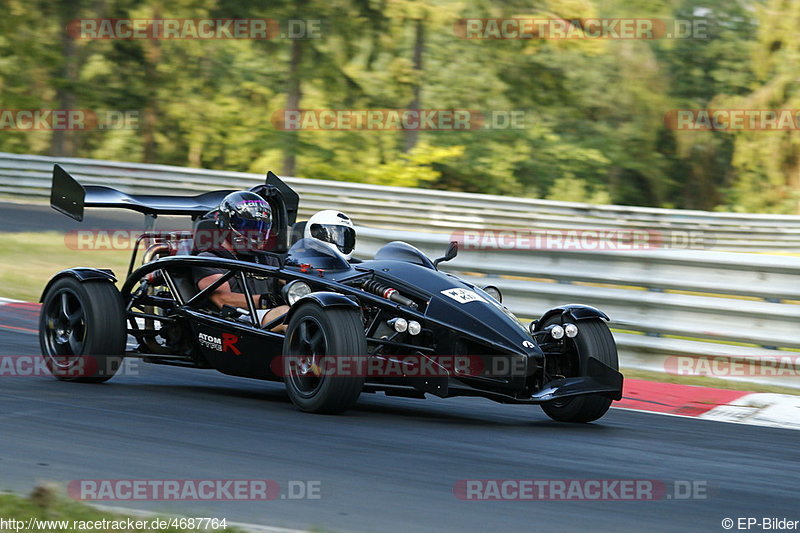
top-left (482, 285), bottom-right (502, 303)
top-left (282, 280), bottom-right (312, 306)
top-left (388, 317), bottom-right (408, 333)
top-left (387, 317), bottom-right (422, 335)
top-left (540, 323), bottom-right (578, 340)
top-left (548, 324), bottom-right (565, 340)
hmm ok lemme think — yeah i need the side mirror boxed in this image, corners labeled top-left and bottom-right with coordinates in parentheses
top-left (433, 241), bottom-right (458, 269)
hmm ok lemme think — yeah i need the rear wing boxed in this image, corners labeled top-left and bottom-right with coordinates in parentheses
top-left (50, 164), bottom-right (300, 225)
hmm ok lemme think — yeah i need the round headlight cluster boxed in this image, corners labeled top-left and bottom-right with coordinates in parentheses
top-left (283, 280), bottom-right (312, 306)
top-left (545, 323), bottom-right (579, 340)
top-left (389, 317), bottom-right (408, 333)
top-left (388, 318), bottom-right (422, 335)
top-left (482, 285), bottom-right (502, 303)
top-left (549, 324), bottom-right (565, 340)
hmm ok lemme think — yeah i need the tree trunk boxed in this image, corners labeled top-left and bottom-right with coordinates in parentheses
top-left (141, 8), bottom-right (162, 164)
top-left (403, 18), bottom-right (425, 153)
top-left (51, 0), bottom-right (80, 157)
top-left (282, 37), bottom-right (303, 176)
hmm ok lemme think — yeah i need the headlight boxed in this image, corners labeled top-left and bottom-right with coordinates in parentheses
top-left (564, 323), bottom-right (578, 338)
top-left (407, 320), bottom-right (421, 336)
top-left (548, 324), bottom-right (565, 340)
top-left (388, 317), bottom-right (408, 333)
top-left (483, 285), bottom-right (502, 303)
top-left (283, 280), bottom-right (312, 306)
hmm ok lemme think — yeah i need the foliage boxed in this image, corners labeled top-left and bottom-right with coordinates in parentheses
top-left (0, 0), bottom-right (796, 213)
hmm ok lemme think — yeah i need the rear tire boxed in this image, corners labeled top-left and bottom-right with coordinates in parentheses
top-left (540, 317), bottom-right (618, 423)
top-left (39, 277), bottom-right (127, 383)
top-left (282, 303), bottom-right (366, 414)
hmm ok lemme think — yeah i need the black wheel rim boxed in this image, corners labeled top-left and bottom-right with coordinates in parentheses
top-left (43, 289), bottom-right (87, 369)
top-left (286, 316), bottom-right (328, 398)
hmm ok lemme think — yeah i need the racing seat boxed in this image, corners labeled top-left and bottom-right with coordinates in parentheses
top-left (289, 221), bottom-right (307, 246)
top-left (171, 237), bottom-right (199, 302)
top-left (156, 216), bottom-right (220, 304)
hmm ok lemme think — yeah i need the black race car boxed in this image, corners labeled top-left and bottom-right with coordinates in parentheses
top-left (40, 165), bottom-right (623, 423)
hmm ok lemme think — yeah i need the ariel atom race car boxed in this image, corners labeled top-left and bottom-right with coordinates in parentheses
top-left (40, 165), bottom-right (623, 423)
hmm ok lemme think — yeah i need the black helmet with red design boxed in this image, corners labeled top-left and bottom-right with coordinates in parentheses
top-left (218, 191), bottom-right (272, 250)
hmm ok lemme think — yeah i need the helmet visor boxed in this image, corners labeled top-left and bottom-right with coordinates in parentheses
top-left (310, 224), bottom-right (356, 255)
top-left (231, 216), bottom-right (271, 235)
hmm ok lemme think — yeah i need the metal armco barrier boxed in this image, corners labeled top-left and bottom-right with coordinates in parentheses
top-left (2, 152), bottom-right (800, 252)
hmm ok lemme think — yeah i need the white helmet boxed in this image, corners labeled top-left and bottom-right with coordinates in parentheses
top-left (304, 210), bottom-right (356, 259)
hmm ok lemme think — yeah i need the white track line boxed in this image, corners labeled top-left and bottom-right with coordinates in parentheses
top-left (91, 504), bottom-right (307, 533)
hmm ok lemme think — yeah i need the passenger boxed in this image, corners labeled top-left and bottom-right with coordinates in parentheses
top-left (304, 210), bottom-right (357, 260)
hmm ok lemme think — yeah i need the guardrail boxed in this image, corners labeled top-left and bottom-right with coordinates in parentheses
top-left (1, 152), bottom-right (798, 387)
top-left (2, 152), bottom-right (800, 252)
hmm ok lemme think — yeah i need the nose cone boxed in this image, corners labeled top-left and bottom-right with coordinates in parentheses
top-left (426, 289), bottom-right (541, 356)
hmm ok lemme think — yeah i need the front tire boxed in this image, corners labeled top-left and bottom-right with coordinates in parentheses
top-left (282, 303), bottom-right (366, 414)
top-left (540, 317), bottom-right (619, 423)
top-left (39, 277), bottom-right (127, 382)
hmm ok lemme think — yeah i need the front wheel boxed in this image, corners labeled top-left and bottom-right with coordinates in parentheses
top-left (282, 303), bottom-right (366, 414)
top-left (39, 277), bottom-right (127, 382)
top-left (540, 317), bottom-right (619, 423)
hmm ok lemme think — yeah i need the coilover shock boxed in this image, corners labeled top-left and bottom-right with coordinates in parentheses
top-left (361, 279), bottom-right (418, 309)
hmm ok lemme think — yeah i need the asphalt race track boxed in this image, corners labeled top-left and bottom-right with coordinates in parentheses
top-left (1, 201), bottom-right (799, 532)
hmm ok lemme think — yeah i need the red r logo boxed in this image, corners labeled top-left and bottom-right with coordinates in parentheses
top-left (222, 333), bottom-right (241, 355)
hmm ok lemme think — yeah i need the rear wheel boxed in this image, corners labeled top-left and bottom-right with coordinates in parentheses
top-left (39, 277), bottom-right (127, 382)
top-left (540, 317), bottom-right (618, 423)
top-left (283, 303), bottom-right (366, 414)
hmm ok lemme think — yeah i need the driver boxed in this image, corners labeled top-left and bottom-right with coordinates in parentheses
top-left (304, 210), bottom-right (357, 260)
top-left (193, 191), bottom-right (289, 331)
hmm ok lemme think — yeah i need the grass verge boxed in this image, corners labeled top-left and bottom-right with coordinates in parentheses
top-left (0, 485), bottom-right (245, 532)
top-left (622, 367), bottom-right (800, 396)
top-left (0, 232), bottom-right (131, 302)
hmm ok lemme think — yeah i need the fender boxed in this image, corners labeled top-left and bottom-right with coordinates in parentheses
top-left (285, 291), bottom-right (360, 323)
top-left (535, 304), bottom-right (609, 329)
top-left (40, 268), bottom-right (117, 302)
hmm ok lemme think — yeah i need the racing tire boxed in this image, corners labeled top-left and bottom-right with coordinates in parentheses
top-left (540, 317), bottom-right (618, 423)
top-left (282, 303), bottom-right (366, 414)
top-left (39, 277), bottom-right (127, 383)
